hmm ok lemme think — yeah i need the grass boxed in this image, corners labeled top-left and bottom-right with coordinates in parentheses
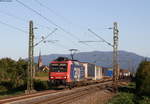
top-left (0, 83), bottom-right (24, 99)
top-left (35, 72), bottom-right (49, 81)
top-left (107, 82), bottom-right (150, 104)
top-left (0, 89), bottom-right (24, 99)
top-left (0, 79), bottom-right (50, 99)
top-left (35, 72), bottom-right (48, 77)
top-left (108, 92), bottom-right (134, 104)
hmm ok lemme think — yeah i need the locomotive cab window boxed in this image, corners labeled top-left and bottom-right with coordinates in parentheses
top-left (50, 63), bottom-right (67, 72)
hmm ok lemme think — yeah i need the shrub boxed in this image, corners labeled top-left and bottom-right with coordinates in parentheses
top-left (108, 92), bottom-right (134, 104)
top-left (34, 79), bottom-right (49, 91)
top-left (0, 58), bottom-right (28, 89)
top-left (0, 86), bottom-right (7, 92)
top-left (136, 61), bottom-right (150, 96)
top-left (139, 96), bottom-right (150, 104)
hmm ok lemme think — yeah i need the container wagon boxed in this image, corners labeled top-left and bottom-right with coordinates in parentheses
top-left (81, 62), bottom-right (102, 80)
top-left (102, 67), bottom-right (113, 77)
top-left (81, 62), bottom-right (95, 80)
top-left (95, 66), bottom-right (103, 80)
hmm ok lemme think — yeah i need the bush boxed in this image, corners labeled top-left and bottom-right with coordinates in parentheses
top-left (34, 79), bottom-right (49, 91)
top-left (0, 81), bottom-right (14, 90)
top-left (0, 58), bottom-right (28, 90)
top-left (136, 61), bottom-right (150, 96)
top-left (0, 86), bottom-right (7, 92)
top-left (108, 92), bottom-right (134, 104)
top-left (138, 96), bottom-right (150, 104)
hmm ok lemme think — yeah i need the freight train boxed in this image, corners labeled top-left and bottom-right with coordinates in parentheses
top-left (49, 57), bottom-right (112, 88)
top-left (49, 57), bottom-right (131, 88)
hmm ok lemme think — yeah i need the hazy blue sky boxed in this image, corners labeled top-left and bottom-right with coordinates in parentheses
top-left (0, 0), bottom-right (150, 60)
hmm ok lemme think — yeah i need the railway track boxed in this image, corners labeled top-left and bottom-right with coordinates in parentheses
top-left (1, 80), bottom-right (113, 104)
top-left (34, 84), bottom-right (109, 104)
top-left (0, 90), bottom-right (60, 104)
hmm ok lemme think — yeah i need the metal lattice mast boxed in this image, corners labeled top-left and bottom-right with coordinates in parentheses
top-left (26, 20), bottom-right (34, 94)
top-left (113, 22), bottom-right (119, 91)
top-left (26, 21), bottom-right (57, 94)
top-left (86, 22), bottom-right (119, 92)
top-left (31, 20), bottom-right (34, 90)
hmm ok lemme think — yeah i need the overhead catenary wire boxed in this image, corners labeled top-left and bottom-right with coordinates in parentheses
top-left (16, 0), bottom-right (93, 50)
top-left (88, 28), bottom-right (113, 47)
top-left (0, 6), bottom-right (78, 49)
top-left (33, 0), bottom-right (92, 47)
top-left (33, 0), bottom-right (89, 35)
top-left (41, 40), bottom-right (71, 52)
top-left (16, 0), bottom-right (89, 49)
top-left (79, 40), bottom-right (103, 43)
top-left (34, 28), bottom-right (57, 47)
top-left (51, 42), bottom-right (70, 51)
top-left (0, 20), bottom-right (28, 33)
top-left (0, 10), bottom-right (26, 23)
top-left (0, 10), bottom-right (54, 31)
top-left (33, 0), bottom-right (73, 25)
top-left (50, 43), bottom-right (69, 52)
top-left (16, 0), bottom-right (82, 41)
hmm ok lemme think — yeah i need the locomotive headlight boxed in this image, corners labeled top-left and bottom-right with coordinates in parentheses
top-left (51, 76), bottom-right (54, 79)
top-left (64, 76), bottom-right (67, 79)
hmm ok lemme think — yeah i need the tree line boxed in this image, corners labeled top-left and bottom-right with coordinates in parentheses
top-left (0, 57), bottom-right (150, 96)
top-left (0, 58), bottom-right (28, 91)
top-left (136, 59), bottom-right (150, 96)
top-left (0, 58), bottom-right (50, 93)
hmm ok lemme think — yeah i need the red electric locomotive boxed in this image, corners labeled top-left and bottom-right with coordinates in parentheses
top-left (49, 57), bottom-right (85, 87)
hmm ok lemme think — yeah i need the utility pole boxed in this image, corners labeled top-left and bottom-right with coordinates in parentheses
top-left (31, 20), bottom-right (34, 90)
top-left (113, 22), bottom-right (119, 92)
top-left (85, 22), bottom-right (120, 92)
top-left (25, 22), bottom-right (57, 94)
top-left (26, 20), bottom-right (35, 94)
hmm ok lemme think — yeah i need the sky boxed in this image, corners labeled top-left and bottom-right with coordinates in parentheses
top-left (0, 0), bottom-right (150, 60)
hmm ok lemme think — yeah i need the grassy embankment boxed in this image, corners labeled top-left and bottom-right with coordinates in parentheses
top-left (107, 82), bottom-right (150, 104)
top-left (0, 81), bottom-right (24, 99)
top-left (0, 72), bottom-right (49, 98)
top-left (0, 90), bottom-right (23, 99)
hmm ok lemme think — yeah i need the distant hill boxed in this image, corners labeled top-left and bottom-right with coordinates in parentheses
top-left (34, 50), bottom-right (149, 72)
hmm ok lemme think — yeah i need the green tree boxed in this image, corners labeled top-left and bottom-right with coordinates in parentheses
top-left (0, 58), bottom-right (28, 89)
top-left (136, 60), bottom-right (150, 96)
top-left (11, 58), bottom-right (28, 88)
top-left (0, 58), bottom-right (16, 81)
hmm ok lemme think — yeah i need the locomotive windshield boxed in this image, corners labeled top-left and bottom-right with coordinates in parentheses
top-left (50, 63), bottom-right (67, 72)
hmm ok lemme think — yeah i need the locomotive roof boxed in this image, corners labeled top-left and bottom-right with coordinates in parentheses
top-left (52, 57), bottom-right (80, 62)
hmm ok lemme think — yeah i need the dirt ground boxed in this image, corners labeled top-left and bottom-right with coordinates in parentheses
top-left (69, 82), bottom-right (129, 104)
top-left (69, 90), bottom-right (115, 104)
